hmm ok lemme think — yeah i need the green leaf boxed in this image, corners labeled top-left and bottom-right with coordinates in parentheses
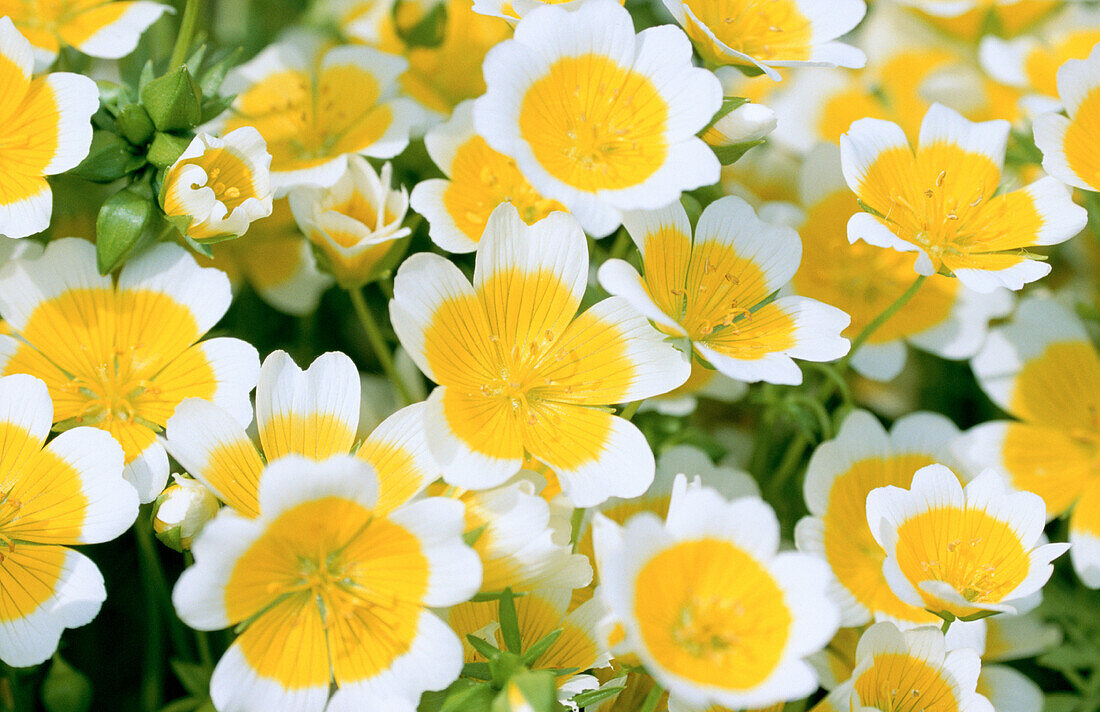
top-left (69, 131), bottom-right (145, 183)
top-left (199, 48), bottom-right (243, 96)
top-left (466, 634), bottom-right (501, 661)
top-left (117, 103), bottom-right (157, 145)
top-left (170, 660), bottom-right (211, 698)
top-left (96, 184), bottom-right (156, 274)
top-left (498, 589), bottom-right (522, 654)
top-left (41, 656), bottom-right (92, 712)
top-left (200, 93), bottom-right (236, 124)
top-left (569, 685), bottom-right (626, 708)
top-left (157, 698), bottom-right (202, 712)
top-left (147, 132), bottom-right (194, 169)
top-left (393, 0), bottom-right (448, 48)
top-left (520, 628), bottom-right (562, 667)
top-left (140, 66), bottom-right (203, 132)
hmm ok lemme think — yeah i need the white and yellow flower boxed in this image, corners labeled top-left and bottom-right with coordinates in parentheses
top-left (4, 0), bottom-right (169, 68)
top-left (0, 17), bottom-right (98, 239)
top-left (288, 156), bottom-right (410, 288)
top-left (595, 476), bottom-right (839, 709)
top-left (796, 409), bottom-right (964, 628)
top-left (0, 239), bottom-right (259, 502)
top-left (198, 199), bottom-right (334, 316)
top-left (574, 444), bottom-right (759, 600)
top-left (867, 464), bottom-right (1067, 620)
top-left (173, 454), bottom-right (481, 712)
top-left (957, 296), bottom-right (1100, 588)
top-left (470, 0), bottom-right (611, 21)
top-left (445, 472), bottom-right (593, 594)
top-left (978, 4), bottom-right (1100, 115)
top-left (473, 0), bottom-right (722, 237)
top-left (771, 45), bottom-right (1023, 154)
top-left (165, 349), bottom-right (439, 518)
top-left (389, 203), bottom-right (690, 506)
top-left (819, 622), bottom-right (992, 712)
top-left (599, 195), bottom-right (850, 385)
top-left (220, 38), bottom-right (423, 193)
top-left (841, 102), bottom-right (1086, 292)
top-left (411, 100), bottom-right (563, 253)
top-left (1034, 43), bottom-right (1100, 193)
top-left (790, 144), bottom-right (1013, 381)
top-left (661, 0), bottom-right (866, 79)
top-left (0, 374), bottom-right (138, 666)
top-left (162, 127), bottom-right (275, 244)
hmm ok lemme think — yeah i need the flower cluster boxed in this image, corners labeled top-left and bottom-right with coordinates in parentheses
top-left (1, 0), bottom-right (1098, 711)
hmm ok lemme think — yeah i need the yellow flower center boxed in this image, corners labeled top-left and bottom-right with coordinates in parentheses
top-left (895, 505), bottom-right (1030, 614)
top-left (633, 538), bottom-right (791, 689)
top-left (62, 358), bottom-right (161, 429)
top-left (519, 54), bottom-right (669, 192)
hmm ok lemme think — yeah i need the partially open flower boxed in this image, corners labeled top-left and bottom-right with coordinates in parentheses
top-left (289, 156), bottom-right (411, 288)
top-left (702, 102), bottom-right (777, 150)
top-left (153, 474), bottom-right (220, 551)
top-left (162, 128), bottom-right (275, 244)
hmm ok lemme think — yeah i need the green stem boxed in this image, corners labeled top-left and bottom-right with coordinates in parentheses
top-left (608, 229), bottom-right (632, 261)
top-left (168, 0), bottom-right (201, 69)
top-left (136, 512), bottom-right (194, 659)
top-left (765, 431), bottom-right (809, 502)
top-left (840, 274), bottom-right (927, 372)
top-left (803, 361), bottom-right (852, 407)
top-left (639, 682), bottom-right (664, 712)
top-left (348, 287), bottom-right (416, 406)
top-left (940, 617), bottom-right (952, 634)
top-left (619, 400), bottom-right (643, 421)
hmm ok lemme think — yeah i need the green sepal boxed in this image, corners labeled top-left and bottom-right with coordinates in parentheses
top-left (569, 684), bottom-right (626, 708)
top-left (466, 634), bottom-right (501, 661)
top-left (117, 103), bottom-right (157, 145)
top-left (520, 628), bottom-right (562, 667)
top-left (70, 131), bottom-right (146, 183)
top-left (96, 184), bottom-right (156, 274)
top-left (140, 66), bottom-right (203, 132)
top-left (711, 138), bottom-right (765, 165)
top-left (463, 523), bottom-right (487, 546)
top-left (462, 662), bottom-right (493, 681)
top-left (699, 95), bottom-right (749, 134)
top-left (147, 132), bottom-right (194, 169)
top-left (498, 589), bottom-right (522, 654)
top-left (41, 655), bottom-right (92, 712)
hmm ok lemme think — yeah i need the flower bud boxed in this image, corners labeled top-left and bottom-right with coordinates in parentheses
top-left (702, 101), bottom-right (777, 148)
top-left (288, 156), bottom-right (411, 288)
top-left (162, 127), bottom-right (274, 244)
top-left (153, 474), bottom-right (220, 551)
